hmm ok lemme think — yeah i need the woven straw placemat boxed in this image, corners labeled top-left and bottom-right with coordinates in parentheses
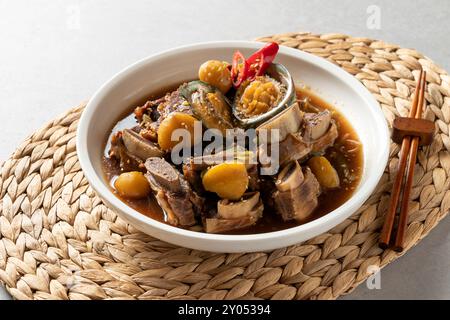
top-left (1, 32), bottom-right (449, 300)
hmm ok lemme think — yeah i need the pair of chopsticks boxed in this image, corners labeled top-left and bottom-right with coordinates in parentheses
top-left (379, 70), bottom-right (427, 252)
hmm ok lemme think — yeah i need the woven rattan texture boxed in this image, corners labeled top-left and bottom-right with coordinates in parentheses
top-left (1, 32), bottom-right (449, 300)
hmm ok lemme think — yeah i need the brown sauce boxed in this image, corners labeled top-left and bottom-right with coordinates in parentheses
top-left (102, 87), bottom-right (363, 234)
top-left (297, 88), bottom-right (363, 223)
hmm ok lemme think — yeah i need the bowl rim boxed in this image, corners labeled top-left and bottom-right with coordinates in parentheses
top-left (77, 40), bottom-right (390, 244)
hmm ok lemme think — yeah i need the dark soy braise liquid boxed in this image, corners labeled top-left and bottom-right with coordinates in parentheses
top-left (102, 87), bottom-right (363, 234)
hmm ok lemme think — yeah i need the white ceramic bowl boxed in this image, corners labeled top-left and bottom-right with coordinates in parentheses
top-left (77, 41), bottom-right (389, 253)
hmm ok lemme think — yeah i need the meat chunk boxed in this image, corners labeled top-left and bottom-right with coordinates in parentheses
top-left (109, 132), bottom-right (145, 172)
top-left (204, 215), bottom-right (261, 234)
top-left (217, 191), bottom-right (261, 219)
top-left (273, 164), bottom-right (321, 222)
top-left (154, 190), bottom-right (195, 227)
top-left (311, 121), bottom-right (338, 153)
top-left (275, 161), bottom-right (304, 192)
top-left (136, 90), bottom-right (192, 141)
top-left (303, 110), bottom-right (338, 153)
top-left (256, 104), bottom-right (308, 171)
top-left (204, 192), bottom-right (264, 233)
top-left (256, 103), bottom-right (303, 144)
top-left (278, 132), bottom-right (312, 165)
top-left (182, 162), bottom-right (204, 193)
top-left (303, 111), bottom-right (332, 141)
top-left (145, 158), bottom-right (203, 227)
top-left (155, 90), bottom-right (193, 121)
top-left (247, 165), bottom-right (260, 191)
top-left (122, 129), bottom-right (164, 160)
top-left (109, 128), bottom-right (164, 172)
top-left (146, 157), bottom-right (183, 192)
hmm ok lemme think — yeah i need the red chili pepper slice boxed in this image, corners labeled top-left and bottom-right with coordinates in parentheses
top-left (230, 42), bottom-right (279, 88)
top-left (248, 42), bottom-right (279, 65)
top-left (247, 42), bottom-right (279, 80)
top-left (231, 51), bottom-right (249, 88)
top-left (247, 53), bottom-right (265, 81)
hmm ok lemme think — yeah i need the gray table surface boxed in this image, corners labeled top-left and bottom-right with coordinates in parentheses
top-left (1, 0), bottom-right (449, 300)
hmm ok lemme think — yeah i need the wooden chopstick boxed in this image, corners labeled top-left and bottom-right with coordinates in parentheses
top-left (379, 70), bottom-right (426, 250)
top-left (394, 72), bottom-right (427, 251)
